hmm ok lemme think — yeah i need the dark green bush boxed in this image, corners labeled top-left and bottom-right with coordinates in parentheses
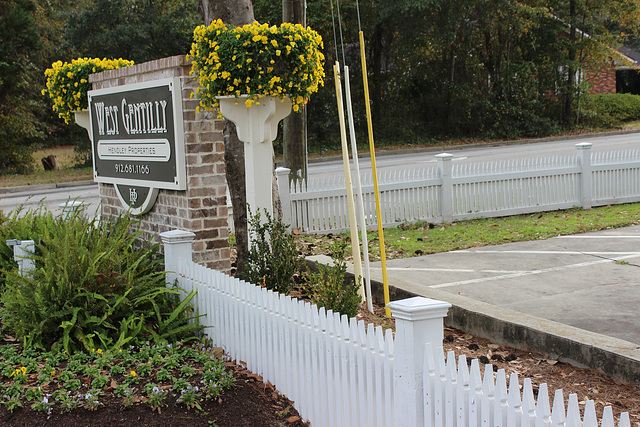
top-left (581, 93), bottom-right (640, 127)
top-left (303, 241), bottom-right (362, 318)
top-left (0, 209), bottom-right (200, 353)
top-left (241, 208), bottom-right (302, 294)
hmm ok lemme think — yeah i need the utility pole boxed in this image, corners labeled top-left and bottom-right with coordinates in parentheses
top-left (282, 0), bottom-right (307, 187)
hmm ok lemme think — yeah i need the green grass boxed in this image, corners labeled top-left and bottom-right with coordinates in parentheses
top-left (296, 203), bottom-right (640, 260)
top-left (0, 146), bottom-right (92, 188)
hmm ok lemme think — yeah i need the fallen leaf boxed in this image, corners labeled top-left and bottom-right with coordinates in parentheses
top-left (287, 416), bottom-right (301, 423)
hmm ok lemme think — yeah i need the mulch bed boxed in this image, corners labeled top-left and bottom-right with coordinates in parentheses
top-left (0, 360), bottom-right (307, 427)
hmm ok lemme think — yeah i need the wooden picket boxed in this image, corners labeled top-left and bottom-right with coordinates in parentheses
top-left (279, 146), bottom-right (640, 233)
top-left (161, 250), bottom-right (632, 427)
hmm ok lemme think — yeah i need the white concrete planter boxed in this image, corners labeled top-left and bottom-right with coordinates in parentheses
top-left (217, 95), bottom-right (292, 219)
top-left (74, 109), bottom-right (92, 139)
top-left (217, 95), bottom-right (291, 144)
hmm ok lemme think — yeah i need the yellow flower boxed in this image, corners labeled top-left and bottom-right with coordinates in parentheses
top-left (130, 370), bottom-right (137, 377)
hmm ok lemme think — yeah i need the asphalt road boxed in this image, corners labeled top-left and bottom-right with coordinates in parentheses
top-left (0, 183), bottom-right (100, 217)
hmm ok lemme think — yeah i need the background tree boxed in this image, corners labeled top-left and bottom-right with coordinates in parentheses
top-left (65, 0), bottom-right (200, 64)
top-left (198, 0), bottom-right (254, 276)
top-left (282, 0), bottom-right (307, 187)
top-left (0, 0), bottom-right (42, 173)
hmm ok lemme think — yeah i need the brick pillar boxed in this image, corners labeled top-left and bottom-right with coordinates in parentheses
top-left (90, 55), bottom-right (230, 272)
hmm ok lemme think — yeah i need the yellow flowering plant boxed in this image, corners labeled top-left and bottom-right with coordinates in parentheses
top-left (42, 57), bottom-right (134, 123)
top-left (188, 20), bottom-right (325, 113)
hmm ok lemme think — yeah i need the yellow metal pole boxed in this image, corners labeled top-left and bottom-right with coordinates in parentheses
top-left (359, 31), bottom-right (391, 317)
top-left (333, 62), bottom-right (364, 299)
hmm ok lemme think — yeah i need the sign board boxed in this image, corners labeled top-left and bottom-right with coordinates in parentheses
top-left (88, 78), bottom-right (186, 190)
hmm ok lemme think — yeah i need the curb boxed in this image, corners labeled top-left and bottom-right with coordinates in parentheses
top-left (0, 180), bottom-right (97, 195)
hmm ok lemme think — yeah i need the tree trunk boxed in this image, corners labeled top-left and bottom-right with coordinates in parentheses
top-left (198, 0), bottom-right (254, 26)
top-left (282, 0), bottom-right (307, 188)
top-left (223, 121), bottom-right (248, 274)
top-left (198, 0), bottom-right (254, 275)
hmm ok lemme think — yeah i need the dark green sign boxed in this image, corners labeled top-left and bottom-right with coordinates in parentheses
top-left (88, 78), bottom-right (186, 190)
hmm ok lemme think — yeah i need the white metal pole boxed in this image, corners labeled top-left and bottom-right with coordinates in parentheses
top-left (343, 65), bottom-right (373, 312)
top-left (333, 62), bottom-right (364, 298)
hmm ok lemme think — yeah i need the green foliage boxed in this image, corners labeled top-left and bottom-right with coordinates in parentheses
top-left (64, 0), bottom-right (201, 64)
top-left (0, 209), bottom-right (201, 353)
top-left (241, 209), bottom-right (302, 294)
top-left (0, 0), bottom-right (43, 173)
top-left (303, 241), bottom-right (361, 318)
top-left (580, 93), bottom-right (640, 127)
top-left (0, 341), bottom-right (234, 414)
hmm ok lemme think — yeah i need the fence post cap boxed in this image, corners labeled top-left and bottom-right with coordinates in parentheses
top-left (387, 296), bottom-right (452, 321)
top-left (275, 166), bottom-right (291, 174)
top-left (435, 153), bottom-right (454, 159)
top-left (575, 142), bottom-right (593, 149)
top-left (160, 229), bottom-right (196, 244)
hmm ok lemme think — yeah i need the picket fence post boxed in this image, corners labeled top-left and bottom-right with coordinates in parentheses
top-left (576, 142), bottom-right (593, 209)
top-left (5, 239), bottom-right (35, 276)
top-left (388, 296), bottom-right (452, 427)
top-left (436, 153), bottom-right (454, 223)
top-left (276, 166), bottom-right (292, 226)
top-left (160, 230), bottom-right (195, 286)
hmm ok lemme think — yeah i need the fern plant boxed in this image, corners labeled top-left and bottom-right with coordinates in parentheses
top-left (1, 209), bottom-right (201, 353)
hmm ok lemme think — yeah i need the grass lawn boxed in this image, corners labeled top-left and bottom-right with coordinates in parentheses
top-left (0, 146), bottom-right (92, 188)
top-left (296, 203), bottom-right (640, 260)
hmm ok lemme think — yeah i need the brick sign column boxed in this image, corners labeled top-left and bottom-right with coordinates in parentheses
top-left (89, 55), bottom-right (230, 272)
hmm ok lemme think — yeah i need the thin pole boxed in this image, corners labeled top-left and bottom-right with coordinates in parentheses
top-left (343, 65), bottom-right (373, 313)
top-left (333, 62), bottom-right (364, 299)
top-left (359, 31), bottom-right (391, 317)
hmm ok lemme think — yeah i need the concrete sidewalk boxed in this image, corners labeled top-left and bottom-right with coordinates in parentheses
top-left (359, 225), bottom-right (640, 383)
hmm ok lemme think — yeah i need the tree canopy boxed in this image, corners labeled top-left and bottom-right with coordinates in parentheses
top-left (2, 0), bottom-right (640, 174)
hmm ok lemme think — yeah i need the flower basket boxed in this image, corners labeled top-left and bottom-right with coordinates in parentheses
top-left (42, 58), bottom-right (134, 124)
top-left (188, 20), bottom-right (325, 115)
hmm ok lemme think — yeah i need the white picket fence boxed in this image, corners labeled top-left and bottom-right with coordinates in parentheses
top-left (276, 143), bottom-right (640, 233)
top-left (160, 230), bottom-right (632, 427)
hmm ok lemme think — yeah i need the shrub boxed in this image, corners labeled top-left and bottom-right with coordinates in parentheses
top-left (303, 241), bottom-right (362, 318)
top-left (240, 208), bottom-right (302, 294)
top-left (580, 93), bottom-right (640, 127)
top-left (0, 209), bottom-right (200, 353)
